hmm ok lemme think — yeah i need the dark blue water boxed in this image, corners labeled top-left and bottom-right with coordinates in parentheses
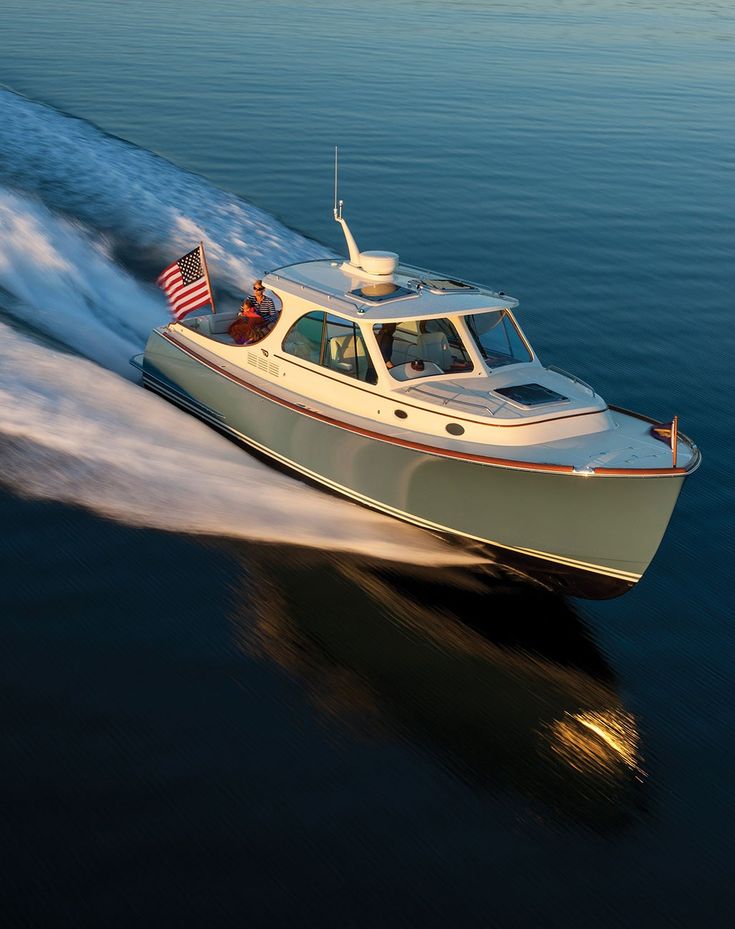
top-left (1, 2), bottom-right (734, 926)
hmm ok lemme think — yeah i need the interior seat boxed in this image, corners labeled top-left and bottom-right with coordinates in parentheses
top-left (417, 331), bottom-right (451, 370)
top-left (328, 333), bottom-right (368, 377)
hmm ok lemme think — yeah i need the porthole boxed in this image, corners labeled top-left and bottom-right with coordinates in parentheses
top-left (446, 423), bottom-right (465, 436)
top-left (394, 409), bottom-right (408, 420)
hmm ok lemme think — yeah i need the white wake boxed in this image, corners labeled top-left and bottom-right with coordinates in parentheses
top-left (0, 86), bottom-right (329, 296)
top-left (0, 90), bottom-right (474, 566)
top-left (0, 322), bottom-right (475, 564)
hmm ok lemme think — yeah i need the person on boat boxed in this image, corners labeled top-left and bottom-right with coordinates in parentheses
top-left (249, 279), bottom-right (278, 325)
top-left (228, 280), bottom-right (278, 345)
top-left (376, 322), bottom-right (397, 369)
top-left (228, 297), bottom-right (267, 345)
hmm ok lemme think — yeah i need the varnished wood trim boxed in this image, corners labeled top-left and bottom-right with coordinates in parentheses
top-left (161, 332), bottom-right (574, 473)
top-left (158, 332), bottom-right (696, 478)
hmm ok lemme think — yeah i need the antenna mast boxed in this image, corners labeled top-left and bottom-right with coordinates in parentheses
top-left (332, 145), bottom-right (360, 265)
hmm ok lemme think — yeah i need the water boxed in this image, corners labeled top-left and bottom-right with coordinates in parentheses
top-left (1, 2), bottom-right (733, 926)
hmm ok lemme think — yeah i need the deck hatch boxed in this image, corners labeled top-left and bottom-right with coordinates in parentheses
top-left (494, 384), bottom-right (568, 407)
top-left (349, 283), bottom-right (414, 303)
top-left (421, 278), bottom-right (478, 293)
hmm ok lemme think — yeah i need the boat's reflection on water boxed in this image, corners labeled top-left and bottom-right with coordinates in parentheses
top-left (231, 547), bottom-right (645, 829)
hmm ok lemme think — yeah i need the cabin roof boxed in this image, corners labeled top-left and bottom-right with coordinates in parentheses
top-left (264, 259), bottom-right (518, 323)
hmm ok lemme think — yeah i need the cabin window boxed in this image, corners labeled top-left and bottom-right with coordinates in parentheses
top-left (282, 311), bottom-right (377, 384)
top-left (373, 318), bottom-right (473, 378)
top-left (466, 310), bottom-right (532, 368)
top-left (282, 311), bottom-right (323, 363)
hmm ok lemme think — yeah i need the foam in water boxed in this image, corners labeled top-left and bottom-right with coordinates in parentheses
top-left (0, 90), bottom-right (474, 565)
top-left (0, 86), bottom-right (330, 295)
top-left (0, 322), bottom-right (475, 565)
top-left (0, 188), bottom-right (161, 376)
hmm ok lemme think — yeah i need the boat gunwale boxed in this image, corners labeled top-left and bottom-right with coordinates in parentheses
top-left (154, 329), bottom-right (699, 478)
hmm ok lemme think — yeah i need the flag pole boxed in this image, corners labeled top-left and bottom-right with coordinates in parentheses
top-left (199, 241), bottom-right (216, 314)
top-left (671, 415), bottom-right (678, 468)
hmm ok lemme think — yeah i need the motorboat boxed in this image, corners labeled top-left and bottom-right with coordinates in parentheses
top-left (133, 201), bottom-right (700, 598)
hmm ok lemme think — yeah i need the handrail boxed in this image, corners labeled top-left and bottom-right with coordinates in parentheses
top-left (546, 365), bottom-right (597, 396)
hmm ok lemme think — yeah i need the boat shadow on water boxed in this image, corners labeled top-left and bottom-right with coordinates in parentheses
top-left (230, 547), bottom-right (647, 832)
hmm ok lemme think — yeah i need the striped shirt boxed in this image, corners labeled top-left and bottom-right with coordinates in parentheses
top-left (252, 293), bottom-right (277, 323)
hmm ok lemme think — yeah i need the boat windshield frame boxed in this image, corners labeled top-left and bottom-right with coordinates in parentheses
top-left (371, 316), bottom-right (475, 381)
top-left (462, 308), bottom-right (535, 370)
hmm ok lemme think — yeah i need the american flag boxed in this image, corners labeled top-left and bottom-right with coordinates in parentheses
top-left (157, 244), bottom-right (213, 321)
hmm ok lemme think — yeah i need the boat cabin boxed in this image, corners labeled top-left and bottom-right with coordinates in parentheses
top-left (176, 251), bottom-right (610, 449)
top-left (270, 258), bottom-right (532, 385)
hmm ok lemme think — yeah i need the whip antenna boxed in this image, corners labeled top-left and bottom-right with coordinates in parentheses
top-left (331, 146), bottom-right (361, 266)
top-left (333, 146), bottom-right (342, 219)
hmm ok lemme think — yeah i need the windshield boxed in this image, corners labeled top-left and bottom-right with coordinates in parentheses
top-left (373, 318), bottom-right (474, 379)
top-left (466, 310), bottom-right (532, 368)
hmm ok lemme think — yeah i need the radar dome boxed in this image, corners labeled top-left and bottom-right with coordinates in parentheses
top-left (359, 251), bottom-right (399, 276)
